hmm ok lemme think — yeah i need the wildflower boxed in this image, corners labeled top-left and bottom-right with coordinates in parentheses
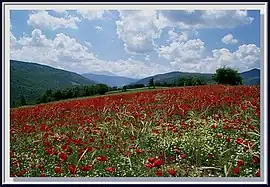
top-left (167, 169), bottom-right (177, 176)
top-left (237, 160), bottom-right (245, 167)
top-left (180, 154), bottom-right (187, 159)
top-left (105, 167), bottom-right (116, 173)
top-left (232, 167), bottom-right (240, 175)
top-left (155, 169), bottom-right (163, 177)
top-left (59, 152), bottom-right (68, 161)
top-left (54, 166), bottom-right (62, 174)
top-left (252, 155), bottom-right (260, 165)
top-left (68, 164), bottom-right (77, 174)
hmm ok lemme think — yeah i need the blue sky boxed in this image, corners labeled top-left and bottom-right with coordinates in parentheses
top-left (10, 9), bottom-right (260, 78)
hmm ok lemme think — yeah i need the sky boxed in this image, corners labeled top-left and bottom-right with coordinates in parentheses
top-left (10, 9), bottom-right (260, 79)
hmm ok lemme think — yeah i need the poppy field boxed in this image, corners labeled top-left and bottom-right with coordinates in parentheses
top-left (10, 85), bottom-right (260, 177)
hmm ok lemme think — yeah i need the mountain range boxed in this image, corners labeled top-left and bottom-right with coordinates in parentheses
top-left (133, 69), bottom-right (260, 86)
top-left (10, 60), bottom-right (96, 106)
top-left (81, 73), bottom-right (138, 87)
top-left (10, 60), bottom-right (260, 107)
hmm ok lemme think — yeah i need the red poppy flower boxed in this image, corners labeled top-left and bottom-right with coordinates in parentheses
top-left (237, 160), bottom-right (245, 167)
top-left (96, 155), bottom-right (108, 162)
top-left (61, 144), bottom-right (68, 151)
top-left (225, 137), bottom-right (231, 143)
top-left (55, 166), bottom-right (62, 174)
top-left (153, 159), bottom-right (163, 167)
top-left (180, 153), bottom-right (187, 159)
top-left (144, 163), bottom-right (154, 169)
top-left (59, 152), bottom-right (68, 161)
top-left (148, 157), bottom-right (157, 163)
top-left (232, 167), bottom-right (240, 175)
top-left (68, 164), bottom-right (77, 174)
top-left (167, 169), bottom-right (177, 176)
top-left (105, 167), bottom-right (116, 173)
top-left (255, 169), bottom-right (260, 177)
top-left (235, 138), bottom-right (244, 145)
top-left (211, 124), bottom-right (217, 129)
top-left (155, 169), bottom-right (163, 177)
top-left (252, 155), bottom-right (260, 165)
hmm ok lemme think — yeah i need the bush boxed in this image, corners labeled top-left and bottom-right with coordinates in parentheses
top-left (212, 67), bottom-right (243, 85)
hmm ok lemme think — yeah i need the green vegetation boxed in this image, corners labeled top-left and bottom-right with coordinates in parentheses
top-left (36, 84), bottom-right (109, 104)
top-left (213, 67), bottom-right (243, 85)
top-left (148, 78), bottom-right (155, 89)
top-left (10, 60), bottom-right (96, 107)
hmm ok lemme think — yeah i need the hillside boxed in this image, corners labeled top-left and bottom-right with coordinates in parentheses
top-left (134, 71), bottom-right (214, 85)
top-left (134, 69), bottom-right (260, 86)
top-left (82, 73), bottom-right (138, 87)
top-left (10, 60), bottom-right (96, 107)
top-left (240, 69), bottom-right (260, 85)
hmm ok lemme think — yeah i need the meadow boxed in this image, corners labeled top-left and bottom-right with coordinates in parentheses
top-left (10, 85), bottom-right (260, 177)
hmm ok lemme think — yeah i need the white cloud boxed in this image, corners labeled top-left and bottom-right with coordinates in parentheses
top-left (159, 10), bottom-right (254, 29)
top-left (95, 26), bottom-right (103, 31)
top-left (201, 44), bottom-right (260, 73)
top-left (53, 9), bottom-right (68, 14)
top-left (116, 10), bottom-right (167, 54)
top-left (158, 39), bottom-right (205, 66)
top-left (10, 29), bottom-right (169, 79)
top-left (221, 34), bottom-right (239, 44)
top-left (168, 30), bottom-right (188, 43)
top-left (77, 10), bottom-right (108, 20)
top-left (27, 11), bottom-right (81, 30)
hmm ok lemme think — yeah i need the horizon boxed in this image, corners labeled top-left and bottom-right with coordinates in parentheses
top-left (10, 10), bottom-right (260, 79)
top-left (11, 59), bottom-right (260, 80)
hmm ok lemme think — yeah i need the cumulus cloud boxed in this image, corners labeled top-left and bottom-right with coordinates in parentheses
top-left (77, 10), bottom-right (108, 20)
top-left (116, 10), bottom-right (167, 54)
top-left (221, 34), bottom-right (239, 44)
top-left (27, 10), bottom-right (81, 30)
top-left (10, 29), bottom-right (169, 79)
top-left (158, 35), bottom-right (260, 73)
top-left (159, 10), bottom-right (254, 29)
top-left (158, 39), bottom-right (206, 66)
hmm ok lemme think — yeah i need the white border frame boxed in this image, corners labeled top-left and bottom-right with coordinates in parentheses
top-left (2, 2), bottom-right (268, 185)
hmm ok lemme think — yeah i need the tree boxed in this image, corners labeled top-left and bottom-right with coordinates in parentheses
top-left (148, 78), bottom-right (155, 89)
top-left (212, 67), bottom-right (243, 85)
top-left (122, 86), bottom-right (127, 92)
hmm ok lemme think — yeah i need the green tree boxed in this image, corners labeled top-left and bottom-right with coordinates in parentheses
top-left (122, 85), bottom-right (127, 92)
top-left (212, 67), bottom-right (243, 85)
top-left (148, 78), bottom-right (155, 89)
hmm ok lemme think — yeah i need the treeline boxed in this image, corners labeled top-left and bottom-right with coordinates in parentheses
top-left (151, 76), bottom-right (207, 88)
top-left (36, 84), bottom-right (110, 104)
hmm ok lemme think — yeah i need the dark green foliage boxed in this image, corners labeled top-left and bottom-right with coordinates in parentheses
top-left (10, 60), bottom-right (96, 108)
top-left (212, 67), bottom-right (243, 85)
top-left (124, 84), bottom-right (145, 89)
top-left (148, 78), bottom-right (155, 89)
top-left (155, 76), bottom-right (207, 87)
top-left (122, 86), bottom-right (127, 92)
top-left (36, 84), bottom-right (109, 104)
top-left (20, 95), bottom-right (26, 106)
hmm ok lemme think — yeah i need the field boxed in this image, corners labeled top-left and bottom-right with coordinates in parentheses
top-left (10, 85), bottom-right (260, 177)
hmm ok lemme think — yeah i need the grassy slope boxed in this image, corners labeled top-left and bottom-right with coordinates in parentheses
top-left (10, 60), bottom-right (96, 106)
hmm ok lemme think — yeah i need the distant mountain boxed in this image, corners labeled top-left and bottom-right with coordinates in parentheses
top-left (90, 71), bottom-right (116, 76)
top-left (240, 68), bottom-right (260, 85)
top-left (10, 60), bottom-right (96, 107)
top-left (134, 71), bottom-right (214, 85)
top-left (82, 73), bottom-right (138, 87)
top-left (134, 69), bottom-right (260, 86)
